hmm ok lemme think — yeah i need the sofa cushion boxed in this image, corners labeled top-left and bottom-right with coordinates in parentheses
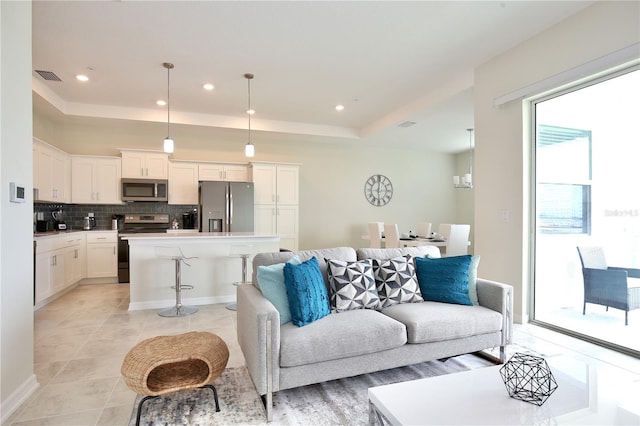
top-left (415, 255), bottom-right (473, 306)
top-left (381, 301), bottom-right (503, 344)
top-left (284, 257), bottom-right (331, 327)
top-left (253, 247), bottom-right (357, 292)
top-left (326, 258), bottom-right (380, 312)
top-left (257, 256), bottom-right (301, 325)
top-left (373, 255), bottom-right (423, 308)
top-left (279, 309), bottom-right (407, 367)
top-left (468, 255), bottom-right (480, 305)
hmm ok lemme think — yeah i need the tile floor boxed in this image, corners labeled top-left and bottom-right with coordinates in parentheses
top-left (6, 283), bottom-right (640, 425)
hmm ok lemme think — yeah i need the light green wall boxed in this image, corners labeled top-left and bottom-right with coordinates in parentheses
top-left (34, 113), bottom-right (462, 250)
top-left (1, 1), bottom-right (37, 419)
top-left (474, 0), bottom-right (640, 323)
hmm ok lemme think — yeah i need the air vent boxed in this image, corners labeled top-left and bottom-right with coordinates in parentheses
top-left (398, 121), bottom-right (416, 128)
top-left (35, 70), bottom-right (62, 82)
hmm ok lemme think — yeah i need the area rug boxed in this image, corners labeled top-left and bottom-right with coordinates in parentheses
top-left (129, 348), bottom-right (533, 425)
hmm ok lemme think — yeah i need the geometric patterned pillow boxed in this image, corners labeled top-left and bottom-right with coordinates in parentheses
top-left (372, 255), bottom-right (423, 308)
top-left (326, 258), bottom-right (380, 312)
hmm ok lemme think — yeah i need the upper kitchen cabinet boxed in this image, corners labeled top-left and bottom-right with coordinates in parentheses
top-left (168, 160), bottom-right (199, 205)
top-left (250, 162), bottom-right (300, 251)
top-left (199, 163), bottom-right (248, 182)
top-left (71, 156), bottom-right (122, 204)
top-left (33, 138), bottom-right (71, 203)
top-left (121, 150), bottom-right (168, 179)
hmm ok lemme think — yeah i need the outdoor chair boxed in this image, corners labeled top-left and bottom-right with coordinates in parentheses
top-left (576, 246), bottom-right (640, 326)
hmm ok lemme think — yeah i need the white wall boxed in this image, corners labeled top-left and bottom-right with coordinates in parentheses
top-left (474, 1), bottom-right (640, 323)
top-left (33, 111), bottom-right (462, 251)
top-left (1, 1), bottom-right (39, 420)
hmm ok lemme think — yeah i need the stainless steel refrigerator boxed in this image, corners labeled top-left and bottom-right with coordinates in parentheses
top-left (199, 181), bottom-right (254, 232)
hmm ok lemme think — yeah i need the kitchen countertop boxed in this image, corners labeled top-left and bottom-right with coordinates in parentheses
top-left (120, 231), bottom-right (278, 240)
top-left (33, 229), bottom-right (117, 239)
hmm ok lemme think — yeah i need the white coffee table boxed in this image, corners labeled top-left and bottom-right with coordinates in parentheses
top-left (368, 356), bottom-right (639, 425)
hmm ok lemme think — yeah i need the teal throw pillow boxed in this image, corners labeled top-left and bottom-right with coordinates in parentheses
top-left (283, 256), bottom-right (330, 327)
top-left (468, 255), bottom-right (480, 305)
top-left (257, 256), bottom-right (301, 325)
top-left (415, 255), bottom-right (473, 306)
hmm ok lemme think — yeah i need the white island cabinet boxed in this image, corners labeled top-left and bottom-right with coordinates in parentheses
top-left (122, 232), bottom-right (279, 311)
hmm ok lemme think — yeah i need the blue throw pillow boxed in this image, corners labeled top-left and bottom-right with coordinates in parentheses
top-left (283, 257), bottom-right (330, 327)
top-left (257, 256), bottom-right (301, 324)
top-left (415, 255), bottom-right (473, 306)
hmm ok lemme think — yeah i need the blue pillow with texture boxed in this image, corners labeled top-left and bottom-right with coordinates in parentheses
top-left (257, 256), bottom-right (301, 325)
top-left (415, 255), bottom-right (473, 306)
top-left (283, 256), bottom-right (330, 327)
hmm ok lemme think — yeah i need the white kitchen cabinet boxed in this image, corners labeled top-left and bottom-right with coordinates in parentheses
top-left (63, 234), bottom-right (85, 287)
top-left (33, 139), bottom-right (70, 203)
top-left (34, 233), bottom-right (86, 307)
top-left (86, 232), bottom-right (118, 278)
top-left (71, 156), bottom-right (122, 204)
top-left (199, 163), bottom-right (248, 182)
top-left (168, 161), bottom-right (199, 205)
top-left (121, 150), bottom-right (168, 179)
top-left (251, 163), bottom-right (300, 251)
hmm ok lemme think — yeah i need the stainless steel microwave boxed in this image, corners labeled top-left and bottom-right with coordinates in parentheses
top-left (121, 179), bottom-right (168, 202)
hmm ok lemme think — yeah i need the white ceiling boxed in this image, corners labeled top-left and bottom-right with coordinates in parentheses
top-left (32, 1), bottom-right (594, 153)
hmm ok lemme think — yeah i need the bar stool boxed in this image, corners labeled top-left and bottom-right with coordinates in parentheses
top-left (226, 244), bottom-right (254, 311)
top-left (156, 246), bottom-right (198, 317)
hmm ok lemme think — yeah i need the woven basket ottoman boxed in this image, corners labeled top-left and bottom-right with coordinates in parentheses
top-left (121, 331), bottom-right (229, 425)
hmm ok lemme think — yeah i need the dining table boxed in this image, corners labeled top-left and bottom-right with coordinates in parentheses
top-left (361, 235), bottom-right (448, 248)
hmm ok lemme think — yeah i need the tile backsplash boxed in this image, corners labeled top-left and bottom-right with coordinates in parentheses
top-left (34, 202), bottom-right (198, 231)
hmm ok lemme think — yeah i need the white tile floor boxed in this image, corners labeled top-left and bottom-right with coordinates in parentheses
top-left (6, 283), bottom-right (640, 425)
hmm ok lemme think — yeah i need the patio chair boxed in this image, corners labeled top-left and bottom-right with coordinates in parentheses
top-left (576, 246), bottom-right (640, 326)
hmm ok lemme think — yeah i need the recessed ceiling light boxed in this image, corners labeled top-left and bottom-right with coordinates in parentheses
top-left (156, 100), bottom-right (166, 106)
top-left (335, 105), bottom-right (345, 111)
top-left (246, 109), bottom-right (255, 115)
top-left (203, 83), bottom-right (214, 91)
top-left (76, 74), bottom-right (89, 82)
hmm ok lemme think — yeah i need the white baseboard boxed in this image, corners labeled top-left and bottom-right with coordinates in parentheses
top-left (128, 295), bottom-right (234, 311)
top-left (1, 374), bottom-right (39, 424)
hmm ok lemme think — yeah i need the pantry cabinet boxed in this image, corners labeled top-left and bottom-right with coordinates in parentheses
top-left (33, 139), bottom-right (70, 203)
top-left (121, 150), bottom-right (168, 179)
top-left (71, 156), bottom-right (122, 204)
top-left (251, 163), bottom-right (300, 251)
top-left (168, 161), bottom-right (199, 205)
top-left (199, 163), bottom-right (248, 182)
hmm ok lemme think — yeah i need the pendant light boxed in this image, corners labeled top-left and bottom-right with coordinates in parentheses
top-left (163, 62), bottom-right (175, 153)
top-left (244, 73), bottom-right (255, 157)
top-left (453, 128), bottom-right (474, 189)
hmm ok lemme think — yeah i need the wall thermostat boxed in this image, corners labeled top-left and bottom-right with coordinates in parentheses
top-left (10, 182), bottom-right (26, 203)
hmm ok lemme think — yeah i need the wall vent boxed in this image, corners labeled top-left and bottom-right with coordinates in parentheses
top-left (35, 70), bottom-right (62, 82)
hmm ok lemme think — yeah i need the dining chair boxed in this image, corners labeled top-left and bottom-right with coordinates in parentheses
top-left (383, 223), bottom-right (400, 248)
top-left (576, 246), bottom-right (640, 325)
top-left (416, 222), bottom-right (432, 238)
top-left (438, 224), bottom-right (470, 257)
top-left (368, 222), bottom-right (384, 248)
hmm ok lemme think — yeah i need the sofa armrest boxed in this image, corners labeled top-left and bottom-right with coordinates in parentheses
top-left (236, 284), bottom-right (281, 397)
top-left (476, 278), bottom-right (513, 347)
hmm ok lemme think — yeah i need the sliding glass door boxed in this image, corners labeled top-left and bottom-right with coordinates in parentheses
top-left (532, 67), bottom-right (640, 356)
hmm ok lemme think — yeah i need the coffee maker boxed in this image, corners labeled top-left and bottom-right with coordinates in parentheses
top-left (182, 209), bottom-right (197, 230)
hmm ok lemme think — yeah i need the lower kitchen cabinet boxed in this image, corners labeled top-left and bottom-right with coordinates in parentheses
top-left (86, 231), bottom-right (118, 278)
top-left (34, 232), bottom-right (86, 307)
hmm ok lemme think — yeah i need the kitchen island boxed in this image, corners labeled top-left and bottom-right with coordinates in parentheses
top-left (121, 232), bottom-right (280, 311)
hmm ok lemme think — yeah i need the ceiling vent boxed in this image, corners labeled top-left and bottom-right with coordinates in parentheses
top-left (398, 121), bottom-right (416, 128)
top-left (35, 70), bottom-right (62, 82)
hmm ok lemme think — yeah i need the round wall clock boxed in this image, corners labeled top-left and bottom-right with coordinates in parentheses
top-left (364, 174), bottom-right (393, 206)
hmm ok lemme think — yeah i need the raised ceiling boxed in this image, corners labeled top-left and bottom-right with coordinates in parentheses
top-left (32, 1), bottom-right (593, 153)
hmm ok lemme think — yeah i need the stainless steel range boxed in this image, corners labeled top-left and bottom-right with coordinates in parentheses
top-left (118, 213), bottom-right (170, 283)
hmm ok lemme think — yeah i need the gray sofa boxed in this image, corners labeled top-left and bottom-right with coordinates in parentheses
top-left (237, 246), bottom-right (513, 420)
